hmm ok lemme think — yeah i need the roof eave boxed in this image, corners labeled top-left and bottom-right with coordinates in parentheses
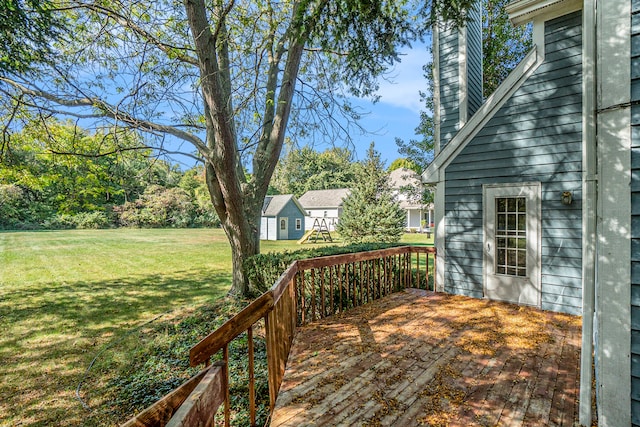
top-left (506, 0), bottom-right (582, 26)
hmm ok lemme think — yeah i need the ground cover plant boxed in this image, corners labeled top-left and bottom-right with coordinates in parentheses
top-left (0, 228), bottom-right (431, 426)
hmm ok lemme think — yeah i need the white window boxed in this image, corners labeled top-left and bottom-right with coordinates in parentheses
top-left (280, 219), bottom-right (286, 230)
top-left (295, 218), bottom-right (301, 230)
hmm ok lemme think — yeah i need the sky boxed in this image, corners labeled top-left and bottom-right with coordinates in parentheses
top-left (164, 43), bottom-right (432, 170)
top-left (344, 43), bottom-right (431, 167)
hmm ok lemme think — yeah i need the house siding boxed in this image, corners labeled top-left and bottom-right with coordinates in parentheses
top-left (443, 11), bottom-right (583, 315)
top-left (279, 202), bottom-right (305, 241)
top-left (631, 0), bottom-right (640, 422)
top-left (439, 27), bottom-right (460, 149)
top-left (467, 2), bottom-right (483, 116)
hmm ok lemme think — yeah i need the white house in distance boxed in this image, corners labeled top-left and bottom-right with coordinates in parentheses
top-left (388, 167), bottom-right (434, 232)
top-left (298, 188), bottom-right (350, 231)
top-left (260, 194), bottom-right (306, 241)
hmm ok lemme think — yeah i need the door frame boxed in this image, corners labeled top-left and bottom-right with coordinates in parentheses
top-left (482, 182), bottom-right (541, 307)
top-left (279, 217), bottom-right (288, 240)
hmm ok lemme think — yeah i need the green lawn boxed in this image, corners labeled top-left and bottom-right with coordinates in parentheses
top-left (0, 228), bottom-right (431, 426)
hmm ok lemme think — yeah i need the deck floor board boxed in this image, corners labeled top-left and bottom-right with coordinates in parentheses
top-left (270, 289), bottom-right (589, 427)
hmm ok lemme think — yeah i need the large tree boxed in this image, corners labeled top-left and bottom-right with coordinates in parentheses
top-left (0, 0), bottom-right (476, 296)
top-left (337, 142), bottom-right (405, 244)
top-left (271, 146), bottom-right (356, 196)
top-left (0, 0), bottom-right (63, 74)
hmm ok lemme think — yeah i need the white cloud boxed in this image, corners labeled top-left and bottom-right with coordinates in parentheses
top-left (375, 45), bottom-right (431, 113)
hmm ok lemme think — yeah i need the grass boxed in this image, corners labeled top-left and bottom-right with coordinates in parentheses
top-left (0, 228), bottom-right (432, 426)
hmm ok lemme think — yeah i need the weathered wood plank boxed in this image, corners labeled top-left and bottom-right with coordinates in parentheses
top-left (120, 368), bottom-right (209, 427)
top-left (190, 292), bottom-right (274, 366)
top-left (165, 364), bottom-right (226, 427)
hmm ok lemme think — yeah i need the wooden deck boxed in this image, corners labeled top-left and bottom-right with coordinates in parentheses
top-left (270, 289), bottom-right (587, 427)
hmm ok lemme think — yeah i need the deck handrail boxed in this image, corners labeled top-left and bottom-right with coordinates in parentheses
top-left (122, 245), bottom-right (435, 427)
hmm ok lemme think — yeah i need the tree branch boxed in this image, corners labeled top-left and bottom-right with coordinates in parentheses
top-left (0, 77), bottom-right (211, 159)
top-left (75, 2), bottom-right (199, 66)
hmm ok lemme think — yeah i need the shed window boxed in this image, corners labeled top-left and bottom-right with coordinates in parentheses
top-left (295, 219), bottom-right (301, 230)
top-left (495, 197), bottom-right (527, 277)
top-left (280, 219), bottom-right (286, 230)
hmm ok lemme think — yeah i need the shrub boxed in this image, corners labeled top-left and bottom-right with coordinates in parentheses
top-left (72, 211), bottom-right (110, 229)
top-left (114, 185), bottom-right (200, 228)
top-left (244, 243), bottom-right (400, 293)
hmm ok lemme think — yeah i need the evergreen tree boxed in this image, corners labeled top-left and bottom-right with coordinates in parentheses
top-left (337, 143), bottom-right (405, 244)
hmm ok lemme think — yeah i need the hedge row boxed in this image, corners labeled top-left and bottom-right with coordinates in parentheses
top-left (244, 243), bottom-right (401, 293)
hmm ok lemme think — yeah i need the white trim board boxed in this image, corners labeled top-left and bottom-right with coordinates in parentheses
top-left (507, 0), bottom-right (583, 26)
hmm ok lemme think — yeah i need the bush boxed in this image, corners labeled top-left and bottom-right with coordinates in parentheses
top-left (104, 298), bottom-right (270, 426)
top-left (0, 184), bottom-right (45, 229)
top-left (42, 211), bottom-right (111, 229)
top-left (244, 243), bottom-right (400, 293)
top-left (72, 211), bottom-right (111, 229)
top-left (114, 185), bottom-right (203, 228)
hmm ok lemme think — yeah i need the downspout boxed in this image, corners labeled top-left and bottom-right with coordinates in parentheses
top-left (579, 0), bottom-right (597, 424)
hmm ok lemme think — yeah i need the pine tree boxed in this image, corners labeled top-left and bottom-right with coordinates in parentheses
top-left (337, 143), bottom-right (406, 244)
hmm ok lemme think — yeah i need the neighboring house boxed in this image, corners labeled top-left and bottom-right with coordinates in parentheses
top-left (260, 194), bottom-right (306, 241)
top-left (298, 188), bottom-right (350, 231)
top-left (388, 167), bottom-right (434, 231)
top-left (423, 0), bottom-right (634, 425)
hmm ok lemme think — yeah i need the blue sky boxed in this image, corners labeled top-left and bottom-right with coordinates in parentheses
top-left (345, 43), bottom-right (431, 166)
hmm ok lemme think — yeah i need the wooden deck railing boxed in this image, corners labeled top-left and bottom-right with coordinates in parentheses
top-left (122, 245), bottom-right (435, 427)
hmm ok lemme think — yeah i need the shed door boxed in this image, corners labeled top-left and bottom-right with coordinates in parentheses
top-left (279, 217), bottom-right (288, 240)
top-left (483, 183), bottom-right (541, 307)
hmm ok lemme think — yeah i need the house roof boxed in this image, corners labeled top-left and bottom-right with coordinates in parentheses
top-left (262, 194), bottom-right (305, 217)
top-left (298, 188), bottom-right (350, 209)
top-left (389, 167), bottom-right (421, 189)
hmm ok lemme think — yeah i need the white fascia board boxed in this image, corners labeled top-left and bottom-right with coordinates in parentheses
top-left (507, 0), bottom-right (582, 26)
top-left (422, 48), bottom-right (541, 185)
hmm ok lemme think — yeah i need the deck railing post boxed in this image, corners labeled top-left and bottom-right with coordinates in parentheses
top-left (248, 326), bottom-right (256, 427)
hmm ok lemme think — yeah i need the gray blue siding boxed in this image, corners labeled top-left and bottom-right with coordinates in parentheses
top-left (438, 1), bottom-right (483, 150)
top-left (260, 200), bottom-right (305, 241)
top-left (631, 0), bottom-right (640, 422)
top-left (467, 2), bottom-right (483, 117)
top-left (279, 201), bottom-right (306, 241)
top-left (443, 11), bottom-right (583, 315)
top-left (439, 26), bottom-right (460, 149)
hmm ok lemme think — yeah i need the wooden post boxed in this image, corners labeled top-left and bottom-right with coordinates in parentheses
top-left (223, 345), bottom-right (230, 427)
top-left (416, 252), bottom-right (420, 289)
top-left (248, 326), bottom-right (256, 427)
top-left (320, 267), bottom-right (326, 318)
top-left (329, 266), bottom-right (334, 316)
top-left (311, 269), bottom-right (316, 322)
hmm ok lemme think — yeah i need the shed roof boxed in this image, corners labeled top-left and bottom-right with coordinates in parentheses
top-left (298, 188), bottom-right (350, 209)
top-left (262, 194), bottom-right (305, 216)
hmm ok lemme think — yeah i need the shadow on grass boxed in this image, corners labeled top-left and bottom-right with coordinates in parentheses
top-left (0, 271), bottom-right (231, 426)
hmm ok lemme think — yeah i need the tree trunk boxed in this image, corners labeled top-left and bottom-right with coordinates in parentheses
top-left (225, 216), bottom-right (258, 297)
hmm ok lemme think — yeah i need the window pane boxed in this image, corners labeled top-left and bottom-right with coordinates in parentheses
top-left (517, 198), bottom-right (526, 212)
top-left (495, 196), bottom-right (528, 277)
top-left (497, 248), bottom-right (506, 266)
top-left (497, 213), bottom-right (506, 231)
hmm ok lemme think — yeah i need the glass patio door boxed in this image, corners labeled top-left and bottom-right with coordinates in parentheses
top-left (483, 183), bottom-right (541, 307)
